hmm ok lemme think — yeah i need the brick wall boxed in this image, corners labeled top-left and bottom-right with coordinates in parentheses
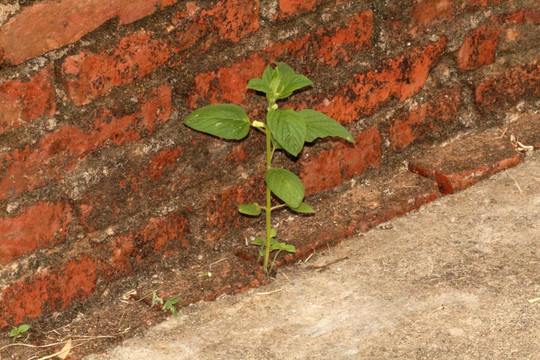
top-left (0, 0), bottom-right (538, 328)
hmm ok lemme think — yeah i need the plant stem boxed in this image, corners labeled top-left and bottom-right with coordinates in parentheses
top-left (263, 107), bottom-right (274, 274)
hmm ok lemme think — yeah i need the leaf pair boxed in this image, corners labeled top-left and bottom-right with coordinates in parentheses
top-left (268, 108), bottom-right (355, 157)
top-left (9, 324), bottom-right (30, 338)
top-left (253, 228), bottom-right (295, 257)
top-left (247, 62), bottom-right (312, 103)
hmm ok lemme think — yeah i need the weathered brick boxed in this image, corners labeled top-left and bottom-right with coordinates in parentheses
top-left (389, 86), bottom-right (462, 149)
top-left (475, 63), bottom-right (540, 112)
top-left (277, 0), bottom-right (320, 18)
top-left (0, 202), bottom-right (72, 264)
top-left (108, 211), bottom-right (189, 274)
top-left (506, 113), bottom-right (540, 149)
top-left (146, 146), bottom-right (184, 180)
top-left (412, 0), bottom-right (452, 27)
top-left (313, 38), bottom-right (447, 124)
top-left (0, 0), bottom-right (179, 65)
top-left (0, 65), bottom-right (55, 135)
top-left (204, 176), bottom-right (265, 242)
top-left (275, 0), bottom-right (349, 19)
top-left (279, 169), bottom-right (440, 261)
top-left (199, 0), bottom-right (259, 42)
top-left (188, 9), bottom-right (373, 107)
top-left (0, 85), bottom-right (171, 200)
top-left (62, 31), bottom-right (170, 106)
top-left (0, 255), bottom-right (98, 328)
top-left (456, 9), bottom-right (540, 71)
top-left (408, 127), bottom-right (524, 194)
top-left (300, 126), bottom-right (382, 194)
top-left (62, 0), bottom-right (259, 105)
top-left (314, 10), bottom-right (373, 67)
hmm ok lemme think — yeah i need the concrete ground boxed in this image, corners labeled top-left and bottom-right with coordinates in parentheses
top-left (86, 151), bottom-right (540, 360)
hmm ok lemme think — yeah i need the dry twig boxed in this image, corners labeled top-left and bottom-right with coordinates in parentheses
top-left (505, 170), bottom-right (523, 194)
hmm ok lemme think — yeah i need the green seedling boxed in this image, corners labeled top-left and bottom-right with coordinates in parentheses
top-left (150, 291), bottom-right (179, 318)
top-left (162, 297), bottom-right (180, 318)
top-left (184, 62), bottom-right (354, 274)
top-left (150, 290), bottom-right (163, 308)
top-left (9, 324), bottom-right (30, 341)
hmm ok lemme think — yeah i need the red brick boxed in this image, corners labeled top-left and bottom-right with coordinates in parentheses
top-left (279, 170), bottom-right (440, 262)
top-left (0, 202), bottom-right (72, 264)
top-left (0, 0), bottom-right (179, 65)
top-left (169, 0), bottom-right (259, 47)
top-left (277, 0), bottom-right (319, 18)
top-left (314, 10), bottom-right (373, 67)
top-left (389, 86), bottom-right (461, 149)
top-left (188, 10), bottom-right (373, 107)
top-left (204, 176), bottom-right (265, 242)
top-left (506, 113), bottom-right (540, 149)
top-left (300, 126), bottom-right (382, 194)
top-left (0, 85), bottom-right (171, 200)
top-left (313, 38), bottom-right (447, 124)
top-left (0, 65), bottom-right (56, 135)
top-left (475, 63), bottom-right (540, 112)
top-left (61, 31), bottom-right (170, 106)
top-left (0, 255), bottom-right (98, 328)
top-left (199, 0), bottom-right (259, 42)
top-left (456, 9), bottom-right (540, 71)
top-left (146, 146), bottom-right (184, 180)
top-left (109, 212), bottom-right (189, 273)
top-left (276, 0), bottom-right (349, 19)
top-left (456, 24), bottom-right (503, 72)
top-left (62, 0), bottom-right (259, 105)
top-left (227, 143), bottom-right (248, 163)
top-left (408, 127), bottom-right (524, 194)
top-left (412, 0), bottom-right (452, 26)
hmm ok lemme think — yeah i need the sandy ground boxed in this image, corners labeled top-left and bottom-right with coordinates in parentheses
top-left (86, 152), bottom-right (540, 360)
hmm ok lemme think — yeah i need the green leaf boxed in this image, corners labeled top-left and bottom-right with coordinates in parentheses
top-left (265, 168), bottom-right (305, 208)
top-left (270, 227), bottom-right (277, 238)
top-left (9, 328), bottom-right (19, 338)
top-left (270, 241), bottom-right (284, 251)
top-left (163, 297), bottom-right (180, 318)
top-left (164, 297), bottom-right (180, 307)
top-left (269, 240), bottom-right (295, 254)
top-left (275, 62), bottom-right (312, 99)
top-left (267, 109), bottom-right (306, 157)
top-left (247, 65), bottom-right (275, 96)
top-left (290, 202), bottom-right (314, 214)
top-left (238, 203), bottom-right (262, 216)
top-left (284, 244), bottom-right (296, 253)
top-left (246, 78), bottom-right (271, 94)
top-left (253, 237), bottom-right (266, 246)
top-left (277, 75), bottom-right (313, 100)
top-left (184, 104), bottom-right (250, 140)
top-left (275, 62), bottom-right (295, 78)
top-left (18, 324), bottom-right (30, 334)
top-left (262, 65), bottom-right (274, 85)
top-left (271, 134), bottom-right (283, 150)
top-left (299, 109), bottom-right (355, 143)
top-left (151, 292), bottom-right (163, 308)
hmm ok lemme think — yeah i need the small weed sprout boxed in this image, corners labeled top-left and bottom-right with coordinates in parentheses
top-left (150, 290), bottom-right (163, 307)
top-left (184, 62), bottom-right (354, 274)
top-left (9, 324), bottom-right (30, 341)
top-left (162, 297), bottom-right (180, 318)
top-left (150, 291), bottom-right (179, 318)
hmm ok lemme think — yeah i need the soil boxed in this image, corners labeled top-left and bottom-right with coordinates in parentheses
top-left (79, 151), bottom-right (538, 359)
top-left (1, 152), bottom-right (538, 360)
